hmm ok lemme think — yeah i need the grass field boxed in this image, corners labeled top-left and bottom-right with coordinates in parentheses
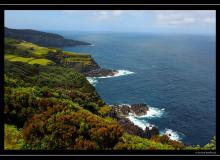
top-left (5, 38), bottom-right (56, 56)
top-left (17, 41), bottom-right (56, 56)
top-left (63, 52), bottom-right (94, 65)
top-left (5, 54), bottom-right (54, 66)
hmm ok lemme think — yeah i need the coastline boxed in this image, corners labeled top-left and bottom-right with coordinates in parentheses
top-left (83, 58), bottom-right (181, 141)
top-left (4, 27), bottom-right (216, 150)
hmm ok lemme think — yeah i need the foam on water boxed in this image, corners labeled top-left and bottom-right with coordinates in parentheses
top-left (128, 115), bottom-right (183, 141)
top-left (98, 70), bottom-right (135, 79)
top-left (139, 107), bottom-right (165, 118)
top-left (86, 70), bottom-right (134, 85)
top-left (118, 104), bottom-right (131, 108)
top-left (127, 115), bottom-right (153, 130)
top-left (86, 77), bottom-right (98, 86)
top-left (161, 128), bottom-right (183, 141)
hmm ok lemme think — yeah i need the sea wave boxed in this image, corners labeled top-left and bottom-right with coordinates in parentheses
top-left (128, 115), bottom-right (183, 141)
top-left (127, 115), bottom-right (154, 130)
top-left (127, 106), bottom-right (164, 130)
top-left (86, 77), bottom-right (98, 86)
top-left (139, 107), bottom-right (165, 119)
top-left (86, 69), bottom-right (134, 86)
top-left (98, 70), bottom-right (135, 79)
top-left (160, 128), bottom-right (183, 141)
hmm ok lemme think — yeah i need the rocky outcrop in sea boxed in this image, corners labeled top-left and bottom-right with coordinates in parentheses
top-left (111, 103), bottom-right (149, 117)
top-left (108, 104), bottom-right (159, 139)
top-left (83, 68), bottom-right (118, 77)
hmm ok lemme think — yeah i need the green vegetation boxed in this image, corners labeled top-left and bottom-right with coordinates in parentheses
top-left (4, 37), bottom-right (216, 150)
top-left (5, 38), bottom-right (55, 57)
top-left (23, 107), bottom-right (123, 150)
top-left (185, 136), bottom-right (216, 150)
top-left (17, 41), bottom-right (56, 55)
top-left (4, 124), bottom-right (25, 150)
top-left (98, 105), bottom-right (113, 117)
top-left (5, 54), bottom-right (54, 66)
top-left (5, 38), bottom-right (98, 72)
top-left (203, 137), bottom-right (216, 150)
top-left (114, 134), bottom-right (174, 150)
top-left (63, 52), bottom-right (95, 65)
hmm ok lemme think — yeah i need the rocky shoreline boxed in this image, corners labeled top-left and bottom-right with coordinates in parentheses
top-left (83, 68), bottom-right (118, 77)
top-left (79, 53), bottom-right (159, 139)
top-left (108, 104), bottom-right (159, 139)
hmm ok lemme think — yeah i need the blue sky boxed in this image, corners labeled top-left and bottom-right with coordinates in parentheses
top-left (5, 10), bottom-right (216, 35)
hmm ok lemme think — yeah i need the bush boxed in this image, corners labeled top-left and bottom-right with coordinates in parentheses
top-left (74, 138), bottom-right (99, 150)
top-left (4, 124), bottom-right (25, 150)
top-left (203, 136), bottom-right (216, 150)
top-left (150, 135), bottom-right (185, 149)
top-left (114, 134), bottom-right (174, 150)
top-left (4, 86), bottom-right (80, 127)
top-left (98, 105), bottom-right (112, 117)
top-left (185, 136), bottom-right (216, 150)
top-left (23, 106), bottom-right (123, 150)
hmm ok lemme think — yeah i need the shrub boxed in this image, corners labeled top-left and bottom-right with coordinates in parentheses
top-left (185, 136), bottom-right (216, 150)
top-left (150, 135), bottom-right (185, 149)
top-left (4, 124), bottom-right (25, 150)
top-left (74, 138), bottom-right (99, 150)
top-left (23, 107), bottom-right (123, 150)
top-left (4, 86), bottom-right (80, 127)
top-left (203, 136), bottom-right (216, 150)
top-left (114, 134), bottom-right (174, 150)
top-left (98, 105), bottom-right (112, 117)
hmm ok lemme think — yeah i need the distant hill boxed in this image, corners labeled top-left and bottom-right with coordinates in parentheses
top-left (4, 27), bottom-right (91, 47)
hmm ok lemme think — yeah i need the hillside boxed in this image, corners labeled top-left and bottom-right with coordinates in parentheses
top-left (5, 38), bottom-right (100, 73)
top-left (5, 27), bottom-right (91, 47)
top-left (4, 38), bottom-right (216, 150)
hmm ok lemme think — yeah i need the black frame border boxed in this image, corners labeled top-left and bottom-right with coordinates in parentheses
top-left (0, 4), bottom-right (218, 156)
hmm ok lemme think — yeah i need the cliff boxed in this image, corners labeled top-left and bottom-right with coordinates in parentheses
top-left (5, 27), bottom-right (91, 47)
top-left (4, 32), bottom-right (215, 150)
top-left (4, 37), bottom-right (181, 150)
top-left (5, 37), bottom-right (117, 76)
top-left (4, 38), bottom-right (100, 73)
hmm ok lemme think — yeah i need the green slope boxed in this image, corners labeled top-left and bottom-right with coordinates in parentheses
top-left (4, 38), bottom-right (215, 150)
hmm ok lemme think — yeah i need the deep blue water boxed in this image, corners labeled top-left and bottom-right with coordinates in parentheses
top-left (55, 31), bottom-right (215, 146)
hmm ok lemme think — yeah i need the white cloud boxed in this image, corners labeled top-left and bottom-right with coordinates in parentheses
top-left (61, 10), bottom-right (77, 14)
top-left (60, 10), bottom-right (216, 25)
top-left (112, 10), bottom-right (123, 16)
top-left (202, 17), bottom-right (215, 23)
top-left (94, 10), bottom-right (125, 21)
top-left (154, 10), bottom-right (216, 25)
top-left (60, 10), bottom-right (125, 21)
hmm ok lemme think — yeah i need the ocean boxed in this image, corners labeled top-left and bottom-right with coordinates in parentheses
top-left (54, 31), bottom-right (216, 146)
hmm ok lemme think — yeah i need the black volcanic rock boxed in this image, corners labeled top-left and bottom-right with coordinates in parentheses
top-left (83, 68), bottom-right (118, 77)
top-left (107, 104), bottom-right (159, 139)
top-left (5, 27), bottom-right (91, 48)
top-left (144, 126), bottom-right (160, 139)
top-left (130, 104), bottom-right (149, 116)
top-left (110, 104), bottom-right (149, 117)
top-left (117, 117), bottom-right (147, 138)
top-left (119, 105), bottom-right (131, 116)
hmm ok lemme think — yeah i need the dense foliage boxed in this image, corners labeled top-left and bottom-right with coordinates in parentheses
top-left (23, 106), bottom-right (123, 150)
top-left (114, 134), bottom-right (174, 150)
top-left (4, 38), bottom-right (216, 150)
top-left (4, 124), bottom-right (25, 150)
